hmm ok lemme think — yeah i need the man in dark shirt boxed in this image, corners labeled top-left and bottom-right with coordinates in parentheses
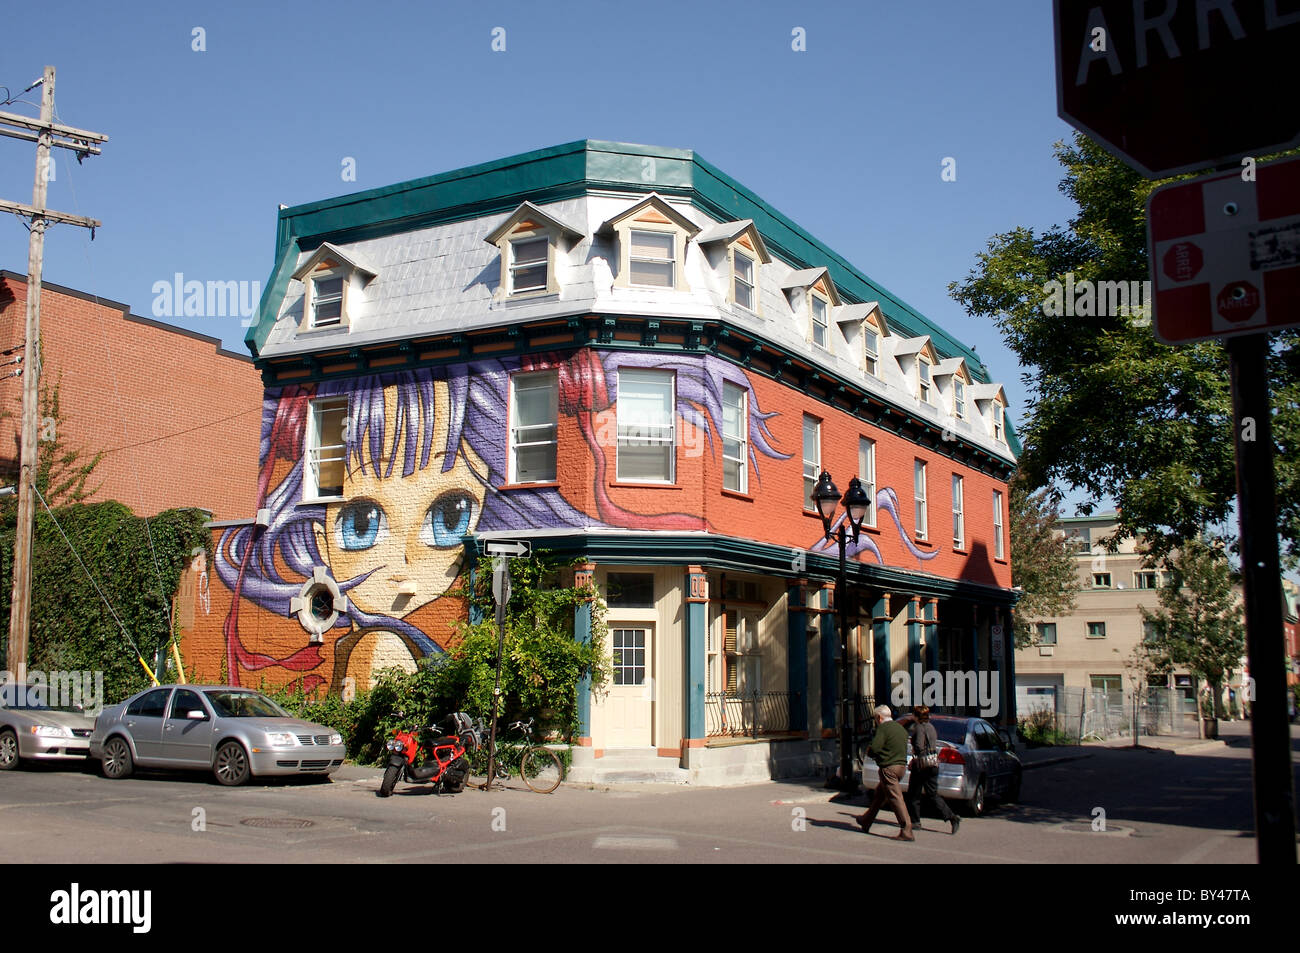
top-left (857, 704), bottom-right (914, 841)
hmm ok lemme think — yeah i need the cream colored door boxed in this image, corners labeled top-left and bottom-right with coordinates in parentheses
top-left (607, 626), bottom-right (652, 747)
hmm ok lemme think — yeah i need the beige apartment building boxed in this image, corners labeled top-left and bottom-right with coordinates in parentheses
top-left (1014, 513), bottom-right (1201, 718)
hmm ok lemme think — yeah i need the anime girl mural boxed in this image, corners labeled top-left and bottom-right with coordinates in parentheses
top-left (215, 349), bottom-right (789, 695)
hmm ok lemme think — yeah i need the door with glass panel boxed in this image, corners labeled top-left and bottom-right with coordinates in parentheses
top-left (607, 625), bottom-right (653, 747)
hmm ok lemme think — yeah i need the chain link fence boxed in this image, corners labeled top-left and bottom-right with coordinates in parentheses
top-left (1018, 686), bottom-right (1200, 743)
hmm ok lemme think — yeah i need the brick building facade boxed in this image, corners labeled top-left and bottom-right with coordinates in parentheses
top-left (178, 141), bottom-right (1020, 783)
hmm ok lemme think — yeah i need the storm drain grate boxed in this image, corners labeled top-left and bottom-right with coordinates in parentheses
top-left (240, 817), bottom-right (315, 829)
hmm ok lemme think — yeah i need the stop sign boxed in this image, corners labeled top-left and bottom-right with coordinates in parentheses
top-left (1055, 0), bottom-right (1300, 179)
top-left (1216, 282), bottom-right (1261, 324)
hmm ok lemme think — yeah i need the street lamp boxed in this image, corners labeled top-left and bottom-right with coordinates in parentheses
top-left (811, 471), bottom-right (869, 792)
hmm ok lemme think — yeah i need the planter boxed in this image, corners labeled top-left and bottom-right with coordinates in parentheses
top-left (1201, 717), bottom-right (1218, 739)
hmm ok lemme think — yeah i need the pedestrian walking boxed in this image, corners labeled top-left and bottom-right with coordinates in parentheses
top-left (857, 705), bottom-right (914, 841)
top-left (907, 705), bottom-right (960, 835)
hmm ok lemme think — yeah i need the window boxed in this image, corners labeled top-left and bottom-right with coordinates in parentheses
top-left (509, 371), bottom-right (557, 483)
top-left (733, 249), bottom-right (755, 311)
top-left (723, 609), bottom-right (761, 693)
top-left (918, 358), bottom-right (932, 403)
top-left (993, 490), bottom-right (1005, 559)
top-left (305, 396), bottom-right (348, 499)
top-left (1093, 573), bottom-right (1112, 588)
top-left (811, 294), bottom-right (828, 348)
top-left (1037, 623), bottom-right (1057, 645)
top-left (169, 689), bottom-right (207, 720)
top-left (953, 378), bottom-right (966, 419)
top-left (1135, 571), bottom-right (1158, 589)
top-left (617, 369), bottom-right (675, 482)
top-left (1086, 622), bottom-right (1107, 639)
top-left (1091, 675), bottom-right (1123, 704)
top-left (1143, 621), bottom-right (1158, 643)
top-left (858, 437), bottom-right (876, 526)
top-left (863, 327), bottom-right (879, 377)
top-left (914, 460), bottom-right (928, 540)
top-left (952, 474), bottom-right (964, 549)
top-left (992, 402), bottom-right (1004, 441)
top-left (310, 274), bottom-right (344, 328)
top-left (722, 382), bottom-right (747, 493)
top-left (612, 628), bottom-right (647, 685)
top-left (629, 229), bottom-right (675, 288)
top-left (508, 237), bottom-right (549, 294)
top-left (803, 416), bottom-right (821, 510)
top-left (607, 573), bottom-right (654, 608)
top-left (127, 688), bottom-right (171, 718)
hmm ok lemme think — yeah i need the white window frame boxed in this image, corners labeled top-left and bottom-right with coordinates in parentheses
top-left (509, 370), bottom-right (558, 484)
top-left (722, 382), bottom-right (748, 494)
top-left (628, 228), bottom-right (677, 289)
top-left (918, 357), bottom-right (932, 404)
top-left (733, 248), bottom-right (756, 313)
top-left (992, 401), bottom-right (1004, 441)
top-left (953, 377), bottom-right (965, 419)
top-left (858, 437), bottom-right (876, 527)
top-left (309, 270), bottom-right (346, 330)
top-left (863, 326), bottom-right (879, 377)
top-left (811, 293), bottom-right (829, 349)
top-left (616, 368), bottom-right (676, 483)
top-left (952, 473), bottom-right (964, 550)
top-left (305, 395), bottom-right (348, 501)
top-left (803, 416), bottom-right (821, 511)
top-left (508, 236), bottom-right (550, 295)
top-left (993, 489), bottom-right (1005, 560)
top-left (914, 459), bottom-right (928, 541)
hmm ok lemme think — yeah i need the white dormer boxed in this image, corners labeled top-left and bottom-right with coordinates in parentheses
top-left (292, 243), bottom-right (378, 333)
top-left (781, 267), bottom-right (841, 352)
top-left (931, 357), bottom-right (972, 421)
top-left (485, 200), bottom-right (585, 300)
top-left (969, 383), bottom-right (1009, 443)
top-left (893, 335), bottom-right (939, 405)
top-left (835, 301), bottom-right (889, 378)
top-left (598, 193), bottom-right (701, 291)
top-left (694, 219), bottom-right (770, 315)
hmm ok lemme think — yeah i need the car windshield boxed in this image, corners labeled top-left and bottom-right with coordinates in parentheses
top-left (204, 691), bottom-right (289, 719)
top-left (0, 684), bottom-right (84, 713)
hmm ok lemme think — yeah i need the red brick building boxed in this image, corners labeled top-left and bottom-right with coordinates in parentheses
top-left (0, 271), bottom-right (261, 519)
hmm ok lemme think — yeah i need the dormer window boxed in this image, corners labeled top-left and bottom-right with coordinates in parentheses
top-left (310, 273), bottom-right (345, 328)
top-left (953, 378), bottom-right (966, 419)
top-left (291, 242), bottom-right (378, 334)
top-left (733, 249), bottom-right (755, 311)
top-left (629, 229), bottom-right (676, 287)
top-left (864, 327), bottom-right (879, 377)
top-left (509, 237), bottom-right (549, 293)
top-left (918, 358), bottom-right (932, 403)
top-left (811, 294), bottom-right (829, 349)
top-left (485, 200), bottom-right (584, 300)
top-left (993, 402), bottom-right (1004, 441)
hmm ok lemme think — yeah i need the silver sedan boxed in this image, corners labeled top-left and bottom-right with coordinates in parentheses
top-left (0, 683), bottom-right (96, 769)
top-left (861, 714), bottom-right (1023, 816)
top-left (89, 685), bottom-right (345, 786)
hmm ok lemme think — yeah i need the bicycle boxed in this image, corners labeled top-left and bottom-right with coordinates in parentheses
top-left (467, 717), bottom-right (564, 794)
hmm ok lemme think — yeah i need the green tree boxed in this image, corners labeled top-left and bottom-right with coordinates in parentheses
top-left (949, 133), bottom-right (1299, 565)
top-left (1139, 536), bottom-right (1245, 718)
top-left (1009, 476), bottom-right (1079, 649)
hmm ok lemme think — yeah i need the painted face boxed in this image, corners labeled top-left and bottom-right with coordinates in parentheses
top-left (314, 380), bottom-right (487, 616)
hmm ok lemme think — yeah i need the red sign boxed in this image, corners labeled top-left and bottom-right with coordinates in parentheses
top-left (1147, 156), bottom-right (1300, 345)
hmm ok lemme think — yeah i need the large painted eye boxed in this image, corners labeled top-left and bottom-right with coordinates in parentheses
top-left (421, 491), bottom-right (475, 548)
top-left (335, 501), bottom-right (388, 551)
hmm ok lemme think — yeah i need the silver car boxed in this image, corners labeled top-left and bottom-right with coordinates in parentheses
top-left (861, 714), bottom-right (1022, 816)
top-left (0, 683), bottom-right (96, 769)
top-left (89, 685), bottom-right (345, 786)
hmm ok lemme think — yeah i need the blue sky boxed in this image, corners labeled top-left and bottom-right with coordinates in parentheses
top-left (1, 0), bottom-right (1074, 479)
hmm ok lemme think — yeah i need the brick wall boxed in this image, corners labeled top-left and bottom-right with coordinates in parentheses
top-left (0, 273), bottom-right (261, 520)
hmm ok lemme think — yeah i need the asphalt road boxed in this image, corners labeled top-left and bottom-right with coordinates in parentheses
top-left (1, 721), bottom-right (1295, 864)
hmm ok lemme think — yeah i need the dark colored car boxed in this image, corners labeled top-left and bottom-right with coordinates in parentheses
top-left (861, 714), bottom-right (1022, 815)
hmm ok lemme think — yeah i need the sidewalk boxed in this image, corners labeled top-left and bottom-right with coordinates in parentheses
top-left (1017, 719), bottom-right (1244, 769)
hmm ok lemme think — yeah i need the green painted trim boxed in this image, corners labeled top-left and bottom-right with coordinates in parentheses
top-left (685, 597), bottom-right (707, 740)
top-left (787, 582), bottom-right (809, 733)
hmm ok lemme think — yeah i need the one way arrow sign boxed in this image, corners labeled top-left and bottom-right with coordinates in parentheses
top-left (481, 538), bottom-right (532, 558)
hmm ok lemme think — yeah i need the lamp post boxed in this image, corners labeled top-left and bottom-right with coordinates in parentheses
top-left (811, 470), bottom-right (869, 792)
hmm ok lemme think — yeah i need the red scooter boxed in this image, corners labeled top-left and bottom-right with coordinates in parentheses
top-left (377, 711), bottom-right (479, 797)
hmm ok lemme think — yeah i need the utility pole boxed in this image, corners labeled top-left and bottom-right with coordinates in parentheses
top-left (0, 66), bottom-right (106, 675)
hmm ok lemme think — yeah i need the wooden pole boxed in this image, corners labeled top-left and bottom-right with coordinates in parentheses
top-left (6, 66), bottom-right (54, 678)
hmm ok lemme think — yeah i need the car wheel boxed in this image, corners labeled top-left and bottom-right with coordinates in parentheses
top-left (102, 736), bottom-right (134, 780)
top-left (0, 729), bottom-right (19, 770)
top-left (1006, 769), bottom-right (1022, 804)
top-left (213, 741), bottom-right (251, 786)
top-left (967, 777), bottom-right (987, 816)
top-left (378, 763), bottom-right (400, 798)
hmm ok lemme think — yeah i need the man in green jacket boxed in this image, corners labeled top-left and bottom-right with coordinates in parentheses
top-left (858, 705), bottom-right (914, 841)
